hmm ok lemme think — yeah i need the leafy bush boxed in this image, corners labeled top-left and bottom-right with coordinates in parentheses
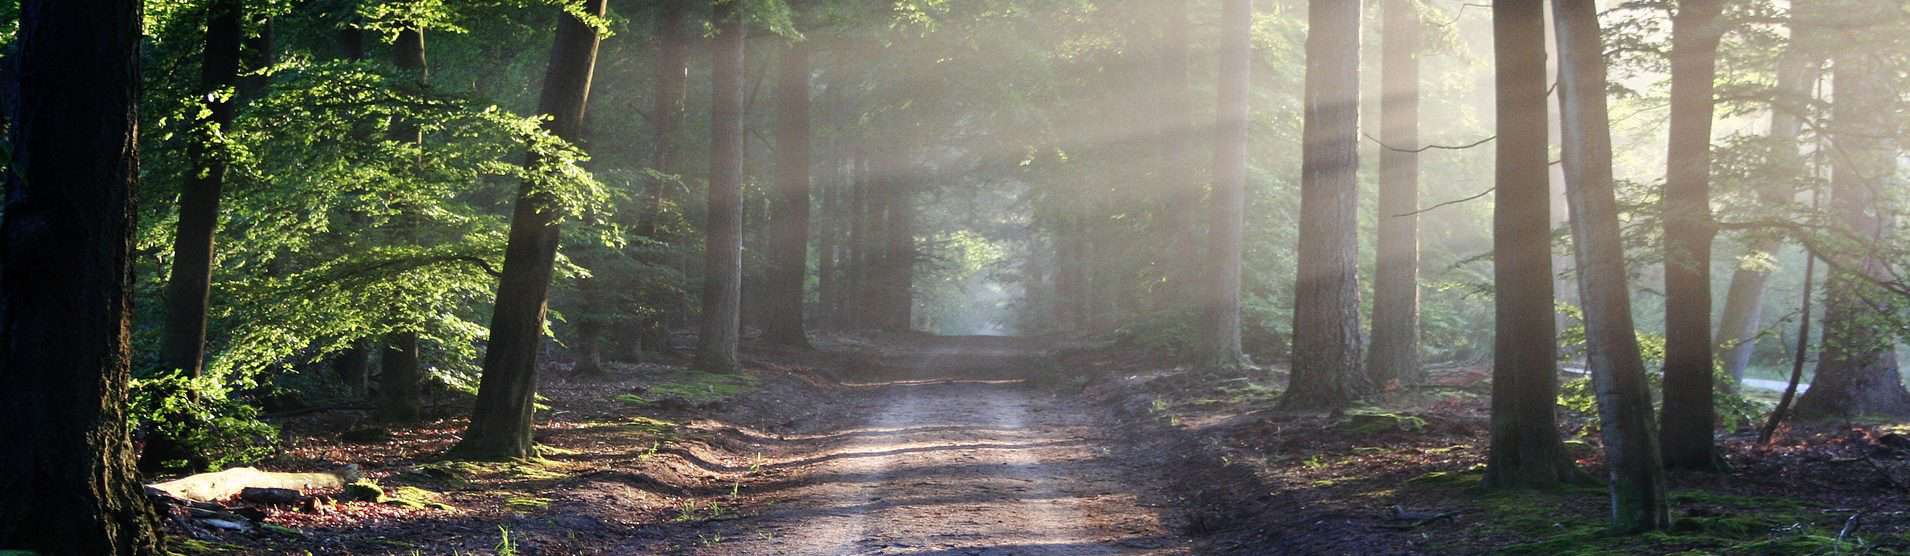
top-left (129, 375), bottom-right (279, 472)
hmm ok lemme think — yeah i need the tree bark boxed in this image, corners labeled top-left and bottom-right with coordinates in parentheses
top-left (380, 28), bottom-right (429, 418)
top-left (1658, 0), bottom-right (1726, 471)
top-left (696, 2), bottom-right (747, 372)
top-left (881, 148), bottom-right (915, 331)
top-left (1368, 0), bottom-right (1422, 387)
top-left (1283, 0), bottom-right (1364, 410)
top-left (456, 0), bottom-right (606, 459)
top-left (764, 41), bottom-right (813, 347)
top-left (634, 0), bottom-right (689, 355)
top-left (1199, 0), bottom-right (1252, 370)
top-left (1792, 5), bottom-right (1910, 419)
top-left (1158, 0), bottom-right (1199, 311)
top-left (1485, 0), bottom-right (1582, 490)
top-left (1714, 42), bottom-right (1816, 384)
top-left (1552, 0), bottom-right (1670, 533)
top-left (0, 0), bottom-right (164, 552)
top-left (159, 0), bottom-right (244, 378)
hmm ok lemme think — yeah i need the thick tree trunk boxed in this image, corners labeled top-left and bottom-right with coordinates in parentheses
top-left (1368, 0), bottom-right (1422, 387)
top-left (764, 41), bottom-right (813, 347)
top-left (332, 343), bottom-right (370, 396)
top-left (696, 3), bottom-right (747, 372)
top-left (1485, 0), bottom-right (1582, 489)
top-left (1552, 0), bottom-right (1670, 533)
top-left (1283, 0), bottom-right (1364, 410)
top-left (381, 28), bottom-right (430, 416)
top-left (815, 80), bottom-right (842, 328)
top-left (1199, 0), bottom-right (1252, 370)
top-left (634, 0), bottom-right (689, 355)
top-left (1715, 41), bottom-right (1816, 384)
top-left (378, 332), bottom-right (422, 422)
top-left (456, 0), bottom-right (605, 459)
top-left (1658, 0), bottom-right (1726, 471)
top-left (159, 0), bottom-right (244, 378)
top-left (1792, 12), bottom-right (1910, 419)
top-left (0, 0), bottom-right (164, 552)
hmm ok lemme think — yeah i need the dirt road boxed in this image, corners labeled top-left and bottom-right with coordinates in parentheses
top-left (632, 338), bottom-right (1188, 555)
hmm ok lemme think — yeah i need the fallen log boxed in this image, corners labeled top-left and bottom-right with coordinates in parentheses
top-left (148, 465), bottom-right (361, 502)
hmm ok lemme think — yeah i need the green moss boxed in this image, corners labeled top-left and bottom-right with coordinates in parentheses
top-left (1406, 467), bottom-right (1485, 488)
top-left (381, 486), bottom-right (453, 511)
top-left (617, 371), bottom-right (759, 407)
top-left (506, 496), bottom-right (551, 513)
top-left (1470, 487), bottom-right (1858, 555)
top-left (167, 539), bottom-right (246, 555)
top-left (406, 458), bottom-right (570, 483)
top-left (344, 479), bottom-right (385, 501)
top-left (1339, 410), bottom-right (1427, 434)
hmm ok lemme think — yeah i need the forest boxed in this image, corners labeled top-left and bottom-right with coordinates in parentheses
top-left (5, 0), bottom-right (1910, 554)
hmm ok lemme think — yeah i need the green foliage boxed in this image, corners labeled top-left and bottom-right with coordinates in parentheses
top-left (128, 375), bottom-right (279, 472)
top-left (1111, 309), bottom-right (1199, 360)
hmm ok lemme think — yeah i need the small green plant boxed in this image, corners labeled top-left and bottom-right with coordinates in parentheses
top-left (128, 374), bottom-right (279, 472)
top-left (494, 526), bottom-right (517, 556)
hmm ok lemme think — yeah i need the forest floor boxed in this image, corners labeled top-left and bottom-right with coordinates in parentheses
top-left (165, 334), bottom-right (1910, 555)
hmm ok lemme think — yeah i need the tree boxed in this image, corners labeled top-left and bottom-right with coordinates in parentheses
top-left (1368, 0), bottom-right (1422, 387)
top-left (1658, 0), bottom-right (1725, 471)
top-left (1714, 25), bottom-right (1817, 384)
top-left (1485, 0), bottom-right (1581, 489)
top-left (381, 28), bottom-right (428, 422)
top-left (1791, 0), bottom-right (1910, 419)
top-left (159, 0), bottom-right (245, 378)
top-left (1282, 0), bottom-right (1364, 410)
top-left (1198, 0), bottom-right (1252, 370)
top-left (697, 0), bottom-right (747, 372)
top-left (1552, 0), bottom-right (1670, 532)
top-left (633, 0), bottom-right (691, 355)
top-left (1158, 0), bottom-right (1199, 310)
top-left (0, 0), bottom-right (165, 552)
top-left (764, 40), bottom-right (813, 348)
top-left (456, 0), bottom-right (608, 459)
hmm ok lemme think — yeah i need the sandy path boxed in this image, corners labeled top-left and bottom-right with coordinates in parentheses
top-left (635, 376), bottom-right (1187, 555)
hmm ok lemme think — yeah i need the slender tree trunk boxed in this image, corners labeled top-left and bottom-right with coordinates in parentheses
top-left (816, 78), bottom-right (842, 328)
top-left (765, 41), bottom-right (813, 347)
top-left (1552, 0), bottom-right (1670, 533)
top-left (1792, 7), bottom-right (1910, 418)
top-left (1485, 0), bottom-right (1582, 489)
top-left (159, 0), bottom-right (244, 377)
top-left (635, 0), bottom-right (689, 355)
top-left (380, 28), bottom-right (430, 418)
top-left (883, 149), bottom-right (915, 331)
top-left (456, 0), bottom-right (606, 459)
top-left (0, 0), bottom-right (164, 552)
top-left (1761, 190), bottom-right (1820, 444)
top-left (1658, 0), bottom-right (1726, 471)
top-left (1159, 0), bottom-right (1198, 311)
top-left (1715, 43), bottom-right (1816, 384)
top-left (1283, 0), bottom-right (1364, 409)
top-left (331, 21), bottom-right (373, 395)
top-left (696, 2), bottom-right (747, 372)
top-left (237, 16), bottom-right (273, 102)
top-left (1368, 0), bottom-right (1422, 387)
top-left (1200, 0), bottom-right (1252, 370)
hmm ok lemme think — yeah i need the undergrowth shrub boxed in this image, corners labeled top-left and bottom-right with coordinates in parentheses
top-left (130, 375), bottom-right (280, 472)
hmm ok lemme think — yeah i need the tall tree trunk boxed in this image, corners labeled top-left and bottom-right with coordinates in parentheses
top-left (696, 2), bottom-right (747, 372)
top-left (331, 18), bottom-right (372, 394)
top-left (883, 149), bottom-right (915, 331)
top-left (159, 0), bottom-right (244, 378)
top-left (1552, 0), bottom-right (1670, 533)
top-left (1659, 0), bottom-right (1726, 471)
top-left (1761, 188), bottom-right (1821, 444)
top-left (0, 0), bottom-right (164, 552)
top-left (1792, 4), bottom-right (1910, 419)
top-left (1159, 0), bottom-right (1198, 310)
top-left (1715, 40), bottom-right (1817, 384)
top-left (380, 28), bottom-right (429, 419)
top-left (1485, 0), bottom-right (1581, 489)
top-left (1283, 0), bottom-right (1364, 410)
top-left (765, 41), bottom-right (813, 347)
top-left (456, 0), bottom-right (606, 459)
top-left (1368, 0), bottom-right (1422, 387)
top-left (1199, 0), bottom-right (1252, 370)
top-left (237, 16), bottom-right (273, 102)
top-left (634, 0), bottom-right (689, 355)
top-left (815, 78), bottom-right (843, 328)
top-left (845, 146), bottom-right (867, 324)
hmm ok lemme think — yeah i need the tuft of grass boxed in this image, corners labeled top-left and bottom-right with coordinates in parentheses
top-left (616, 371), bottom-right (759, 407)
top-left (505, 496), bottom-right (551, 513)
